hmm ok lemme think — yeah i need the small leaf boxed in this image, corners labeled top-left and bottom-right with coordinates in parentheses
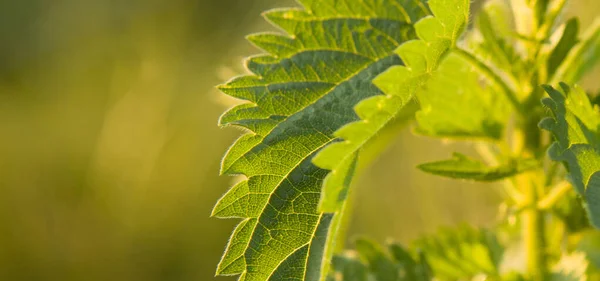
top-left (552, 19), bottom-right (600, 84)
top-left (473, 0), bottom-right (519, 72)
top-left (417, 153), bottom-right (538, 182)
top-left (330, 239), bottom-right (432, 281)
top-left (412, 225), bottom-right (503, 281)
top-left (540, 83), bottom-right (600, 228)
top-left (534, 0), bottom-right (550, 27)
top-left (547, 18), bottom-right (580, 80)
top-left (330, 254), bottom-right (369, 281)
top-left (331, 225), bottom-right (501, 281)
top-left (388, 245), bottom-right (432, 281)
top-left (355, 238), bottom-right (401, 281)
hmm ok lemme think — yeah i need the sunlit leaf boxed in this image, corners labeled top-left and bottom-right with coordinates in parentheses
top-left (547, 19), bottom-right (579, 79)
top-left (213, 1), bottom-right (430, 280)
top-left (330, 225), bottom-right (501, 281)
top-left (314, 0), bottom-right (470, 212)
top-left (329, 239), bottom-right (431, 281)
top-left (414, 50), bottom-right (511, 139)
top-left (552, 20), bottom-right (600, 84)
top-left (540, 83), bottom-right (600, 228)
top-left (418, 153), bottom-right (538, 182)
top-left (411, 225), bottom-right (503, 280)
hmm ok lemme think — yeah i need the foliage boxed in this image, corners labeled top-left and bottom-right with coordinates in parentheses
top-left (213, 1), bottom-right (428, 279)
top-left (329, 225), bottom-right (502, 281)
top-left (214, 0), bottom-right (600, 280)
top-left (540, 83), bottom-right (600, 228)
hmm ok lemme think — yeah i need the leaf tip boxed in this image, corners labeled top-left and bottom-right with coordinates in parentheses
top-left (540, 84), bottom-right (553, 91)
top-left (538, 117), bottom-right (555, 131)
top-left (559, 82), bottom-right (572, 95)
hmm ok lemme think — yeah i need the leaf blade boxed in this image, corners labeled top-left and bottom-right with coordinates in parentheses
top-left (540, 83), bottom-right (600, 228)
top-left (418, 153), bottom-right (538, 182)
top-left (314, 0), bottom-right (471, 213)
top-left (214, 1), bottom-right (430, 280)
top-left (552, 19), bottom-right (600, 84)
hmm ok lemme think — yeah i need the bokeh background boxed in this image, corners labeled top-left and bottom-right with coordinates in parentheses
top-left (0, 0), bottom-right (598, 280)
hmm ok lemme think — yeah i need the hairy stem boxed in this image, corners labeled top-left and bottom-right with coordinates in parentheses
top-left (515, 110), bottom-right (547, 280)
top-left (515, 91), bottom-right (548, 281)
top-left (520, 171), bottom-right (547, 280)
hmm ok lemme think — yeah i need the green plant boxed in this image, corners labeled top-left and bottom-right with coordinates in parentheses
top-left (212, 0), bottom-right (600, 280)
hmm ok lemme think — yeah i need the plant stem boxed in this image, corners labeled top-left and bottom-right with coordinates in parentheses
top-left (520, 171), bottom-right (547, 280)
top-left (514, 118), bottom-right (547, 280)
top-left (514, 106), bottom-right (548, 279)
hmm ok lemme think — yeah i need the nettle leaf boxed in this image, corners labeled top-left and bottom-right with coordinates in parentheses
top-left (551, 19), bottom-right (600, 85)
top-left (314, 0), bottom-right (470, 211)
top-left (327, 255), bottom-right (369, 281)
top-left (473, 0), bottom-right (516, 69)
top-left (330, 225), bottom-right (501, 281)
top-left (329, 239), bottom-right (432, 281)
top-left (413, 50), bottom-right (511, 139)
top-left (472, 0), bottom-right (521, 73)
top-left (418, 153), bottom-right (538, 182)
top-left (540, 83), bottom-right (600, 228)
top-left (213, 1), bottom-right (430, 280)
top-left (547, 18), bottom-right (579, 80)
top-left (411, 225), bottom-right (503, 281)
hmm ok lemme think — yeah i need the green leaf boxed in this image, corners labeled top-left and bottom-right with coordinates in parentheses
top-left (412, 225), bottom-right (503, 281)
top-left (329, 254), bottom-right (369, 281)
top-left (540, 83), bottom-right (600, 228)
top-left (330, 239), bottom-right (432, 281)
top-left (418, 153), bottom-right (538, 182)
top-left (552, 19), bottom-right (600, 84)
top-left (314, 0), bottom-right (470, 211)
top-left (534, 0), bottom-right (550, 27)
top-left (414, 50), bottom-right (511, 139)
top-left (388, 244), bottom-right (432, 281)
top-left (472, 0), bottom-right (519, 72)
top-left (355, 239), bottom-right (402, 281)
top-left (213, 1), bottom-right (430, 280)
top-left (331, 225), bottom-right (501, 281)
top-left (547, 18), bottom-right (579, 80)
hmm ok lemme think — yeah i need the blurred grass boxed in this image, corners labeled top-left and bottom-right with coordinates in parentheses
top-left (0, 0), bottom-right (599, 280)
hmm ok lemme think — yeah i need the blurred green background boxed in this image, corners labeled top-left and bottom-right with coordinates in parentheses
top-left (0, 0), bottom-right (598, 280)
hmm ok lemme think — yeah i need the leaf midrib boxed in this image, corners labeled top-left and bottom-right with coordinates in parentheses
top-left (240, 140), bottom-right (334, 279)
